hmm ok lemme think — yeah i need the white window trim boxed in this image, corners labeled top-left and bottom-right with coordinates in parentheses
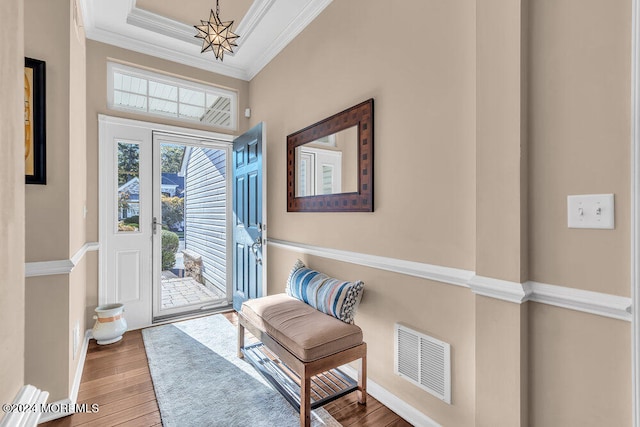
top-left (107, 61), bottom-right (238, 132)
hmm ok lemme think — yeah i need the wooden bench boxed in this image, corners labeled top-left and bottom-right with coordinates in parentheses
top-left (237, 293), bottom-right (367, 427)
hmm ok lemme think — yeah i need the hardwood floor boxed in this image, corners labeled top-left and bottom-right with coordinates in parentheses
top-left (42, 312), bottom-right (412, 427)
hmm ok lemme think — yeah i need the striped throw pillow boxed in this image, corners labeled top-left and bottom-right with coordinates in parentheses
top-left (286, 260), bottom-right (364, 324)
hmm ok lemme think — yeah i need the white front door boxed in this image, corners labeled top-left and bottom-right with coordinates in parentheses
top-left (99, 118), bottom-right (153, 329)
top-left (99, 115), bottom-right (233, 329)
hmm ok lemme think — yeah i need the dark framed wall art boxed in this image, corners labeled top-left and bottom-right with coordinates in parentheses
top-left (24, 57), bottom-right (46, 185)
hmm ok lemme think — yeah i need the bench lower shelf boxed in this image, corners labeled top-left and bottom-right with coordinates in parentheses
top-left (241, 342), bottom-right (359, 411)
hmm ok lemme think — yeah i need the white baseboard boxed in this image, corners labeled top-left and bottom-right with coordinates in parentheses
top-left (0, 385), bottom-right (49, 427)
top-left (71, 330), bottom-right (92, 403)
top-left (340, 365), bottom-right (441, 427)
top-left (38, 330), bottom-right (91, 424)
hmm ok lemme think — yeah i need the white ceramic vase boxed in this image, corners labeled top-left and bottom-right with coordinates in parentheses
top-left (92, 304), bottom-right (127, 345)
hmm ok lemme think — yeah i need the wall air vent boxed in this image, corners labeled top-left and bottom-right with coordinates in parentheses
top-left (395, 323), bottom-right (451, 404)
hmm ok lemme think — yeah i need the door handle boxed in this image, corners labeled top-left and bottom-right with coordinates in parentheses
top-left (250, 237), bottom-right (263, 265)
top-left (152, 217), bottom-right (167, 234)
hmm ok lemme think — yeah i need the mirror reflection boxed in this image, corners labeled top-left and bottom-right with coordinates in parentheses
top-left (295, 125), bottom-right (358, 197)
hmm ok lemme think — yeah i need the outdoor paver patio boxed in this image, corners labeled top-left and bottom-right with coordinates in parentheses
top-left (161, 275), bottom-right (226, 309)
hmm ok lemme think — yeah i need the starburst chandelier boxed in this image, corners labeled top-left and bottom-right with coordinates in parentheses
top-left (194, 0), bottom-right (239, 61)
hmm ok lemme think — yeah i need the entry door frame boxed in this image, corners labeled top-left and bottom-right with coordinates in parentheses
top-left (98, 114), bottom-right (232, 329)
top-left (151, 131), bottom-right (233, 321)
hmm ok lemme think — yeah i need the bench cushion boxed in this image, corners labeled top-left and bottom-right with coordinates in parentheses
top-left (241, 293), bottom-right (363, 362)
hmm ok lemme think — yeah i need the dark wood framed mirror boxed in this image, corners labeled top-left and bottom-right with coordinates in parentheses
top-left (287, 99), bottom-right (374, 212)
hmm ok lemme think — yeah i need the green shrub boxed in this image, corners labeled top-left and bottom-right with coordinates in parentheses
top-left (162, 196), bottom-right (184, 231)
top-left (161, 230), bottom-right (179, 270)
top-left (123, 215), bottom-right (139, 225)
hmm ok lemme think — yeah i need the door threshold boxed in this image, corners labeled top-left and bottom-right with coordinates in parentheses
top-left (152, 303), bottom-right (234, 325)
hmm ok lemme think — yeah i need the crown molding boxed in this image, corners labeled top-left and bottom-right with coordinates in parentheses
top-left (126, 0), bottom-right (277, 55)
top-left (126, 6), bottom-right (201, 47)
top-left (234, 0), bottom-right (278, 45)
top-left (84, 26), bottom-right (250, 80)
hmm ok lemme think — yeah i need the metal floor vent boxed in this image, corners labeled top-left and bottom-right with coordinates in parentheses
top-left (395, 323), bottom-right (451, 404)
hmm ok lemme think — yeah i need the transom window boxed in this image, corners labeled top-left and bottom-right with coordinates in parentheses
top-left (107, 62), bottom-right (237, 131)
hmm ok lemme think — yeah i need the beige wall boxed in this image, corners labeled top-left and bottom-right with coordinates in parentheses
top-left (529, 303), bottom-right (631, 426)
top-left (23, 0), bottom-right (89, 403)
top-left (525, 0), bottom-right (633, 424)
top-left (250, 0), bottom-right (632, 425)
top-left (475, 1), bottom-right (528, 424)
top-left (528, 0), bottom-right (631, 296)
top-left (251, 0), bottom-right (476, 423)
top-left (68, 0), bottom-right (88, 393)
top-left (250, 0), bottom-right (477, 270)
top-left (0, 0), bottom-right (25, 408)
top-left (69, 0), bottom-right (87, 254)
top-left (24, 0), bottom-right (70, 263)
top-left (24, 276), bottom-right (69, 400)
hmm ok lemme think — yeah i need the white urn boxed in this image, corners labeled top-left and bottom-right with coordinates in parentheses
top-left (92, 304), bottom-right (127, 345)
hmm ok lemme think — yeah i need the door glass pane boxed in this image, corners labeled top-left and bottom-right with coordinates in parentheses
top-left (159, 142), bottom-right (228, 313)
top-left (117, 142), bottom-right (140, 232)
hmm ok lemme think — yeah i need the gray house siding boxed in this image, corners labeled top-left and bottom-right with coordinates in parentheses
top-left (183, 147), bottom-right (227, 293)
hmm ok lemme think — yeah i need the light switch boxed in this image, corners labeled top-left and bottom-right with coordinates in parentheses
top-left (567, 194), bottom-right (615, 229)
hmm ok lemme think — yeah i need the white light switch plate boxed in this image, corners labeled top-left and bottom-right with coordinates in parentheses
top-left (567, 194), bottom-right (615, 229)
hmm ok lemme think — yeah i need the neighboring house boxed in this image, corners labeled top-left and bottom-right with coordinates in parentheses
top-left (117, 177), bottom-right (140, 220)
top-left (161, 173), bottom-right (184, 197)
top-left (117, 173), bottom-right (184, 224)
top-left (180, 146), bottom-right (227, 293)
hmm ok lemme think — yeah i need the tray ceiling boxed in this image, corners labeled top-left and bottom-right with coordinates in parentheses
top-left (80, 0), bottom-right (332, 81)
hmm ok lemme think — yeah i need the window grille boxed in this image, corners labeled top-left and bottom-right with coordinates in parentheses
top-left (107, 62), bottom-right (237, 131)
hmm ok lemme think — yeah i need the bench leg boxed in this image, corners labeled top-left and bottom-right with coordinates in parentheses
top-left (300, 373), bottom-right (311, 427)
top-left (357, 353), bottom-right (367, 405)
top-left (237, 322), bottom-right (245, 359)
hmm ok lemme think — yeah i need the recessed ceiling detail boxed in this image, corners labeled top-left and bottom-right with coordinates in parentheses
top-left (80, 0), bottom-right (332, 81)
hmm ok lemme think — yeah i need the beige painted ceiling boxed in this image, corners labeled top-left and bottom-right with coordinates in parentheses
top-left (136, 0), bottom-right (254, 27)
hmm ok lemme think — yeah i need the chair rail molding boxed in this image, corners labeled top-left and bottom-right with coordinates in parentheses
top-left (25, 242), bottom-right (99, 277)
top-left (268, 238), bottom-right (632, 322)
top-left (267, 238), bottom-right (474, 288)
top-left (468, 275), bottom-right (531, 303)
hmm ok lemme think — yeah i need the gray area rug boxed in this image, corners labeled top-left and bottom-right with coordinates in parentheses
top-left (142, 314), bottom-right (341, 427)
